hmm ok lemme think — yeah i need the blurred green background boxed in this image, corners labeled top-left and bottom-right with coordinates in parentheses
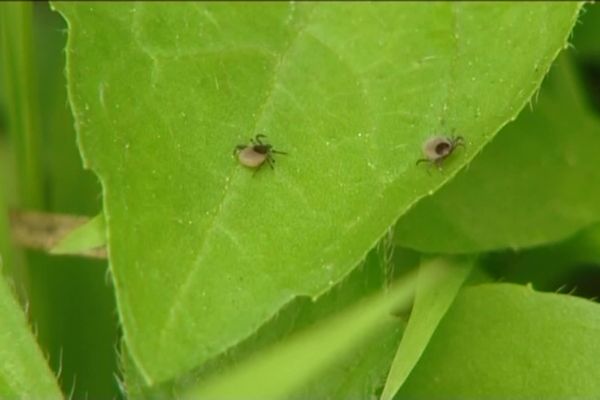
top-left (1, 2), bottom-right (118, 399)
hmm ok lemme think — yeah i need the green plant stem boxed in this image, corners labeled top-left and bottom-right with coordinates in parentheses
top-left (0, 1), bottom-right (43, 209)
top-left (0, 181), bottom-right (14, 276)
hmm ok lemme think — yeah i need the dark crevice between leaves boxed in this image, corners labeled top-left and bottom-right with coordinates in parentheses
top-left (559, 264), bottom-right (600, 301)
top-left (577, 61), bottom-right (600, 115)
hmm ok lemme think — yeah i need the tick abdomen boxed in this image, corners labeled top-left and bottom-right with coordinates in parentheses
top-left (422, 136), bottom-right (451, 159)
top-left (238, 147), bottom-right (267, 167)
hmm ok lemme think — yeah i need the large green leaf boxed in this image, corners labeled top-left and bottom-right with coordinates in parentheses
top-left (54, 2), bottom-right (581, 382)
top-left (0, 270), bottom-right (63, 399)
top-left (399, 284), bottom-right (600, 398)
top-left (396, 53), bottom-right (600, 253)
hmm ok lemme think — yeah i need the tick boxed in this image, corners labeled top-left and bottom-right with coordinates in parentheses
top-left (416, 135), bottom-right (465, 169)
top-left (233, 134), bottom-right (287, 170)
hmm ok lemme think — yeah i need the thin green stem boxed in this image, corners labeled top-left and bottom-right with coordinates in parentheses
top-left (0, 1), bottom-right (43, 209)
top-left (0, 180), bottom-right (14, 275)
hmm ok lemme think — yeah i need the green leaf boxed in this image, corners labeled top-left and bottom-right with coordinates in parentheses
top-left (0, 268), bottom-right (63, 399)
top-left (289, 323), bottom-right (400, 400)
top-left (398, 283), bottom-right (600, 398)
top-left (204, 245), bottom-right (403, 400)
top-left (127, 241), bottom-right (403, 399)
top-left (380, 256), bottom-right (474, 400)
top-left (50, 213), bottom-right (106, 256)
top-left (396, 52), bottom-right (600, 253)
top-left (54, 2), bottom-right (582, 382)
top-left (182, 271), bottom-right (417, 400)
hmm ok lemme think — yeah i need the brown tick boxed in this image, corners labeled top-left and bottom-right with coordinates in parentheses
top-left (416, 135), bottom-right (465, 169)
top-left (233, 134), bottom-right (287, 170)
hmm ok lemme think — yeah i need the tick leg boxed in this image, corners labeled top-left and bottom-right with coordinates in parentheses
top-left (425, 162), bottom-right (433, 176)
top-left (453, 135), bottom-right (465, 148)
top-left (233, 145), bottom-right (246, 155)
top-left (435, 159), bottom-right (444, 171)
top-left (272, 149), bottom-right (288, 155)
top-left (266, 156), bottom-right (275, 169)
top-left (416, 158), bottom-right (429, 166)
top-left (255, 134), bottom-right (267, 145)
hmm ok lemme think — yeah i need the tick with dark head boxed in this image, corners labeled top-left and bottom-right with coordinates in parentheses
top-left (416, 135), bottom-right (465, 169)
top-left (233, 134), bottom-right (287, 170)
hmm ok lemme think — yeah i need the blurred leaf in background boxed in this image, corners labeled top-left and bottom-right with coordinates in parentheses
top-left (398, 284), bottom-right (600, 399)
top-left (0, 267), bottom-right (63, 400)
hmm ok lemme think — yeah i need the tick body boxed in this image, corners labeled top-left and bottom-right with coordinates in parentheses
top-left (417, 135), bottom-right (465, 169)
top-left (234, 134), bottom-right (287, 170)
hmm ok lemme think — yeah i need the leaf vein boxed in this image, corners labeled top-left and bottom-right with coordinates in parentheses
top-left (156, 6), bottom-right (320, 353)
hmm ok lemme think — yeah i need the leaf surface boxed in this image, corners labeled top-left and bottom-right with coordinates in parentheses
top-left (399, 284), bottom-right (600, 398)
top-left (54, 2), bottom-right (582, 382)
